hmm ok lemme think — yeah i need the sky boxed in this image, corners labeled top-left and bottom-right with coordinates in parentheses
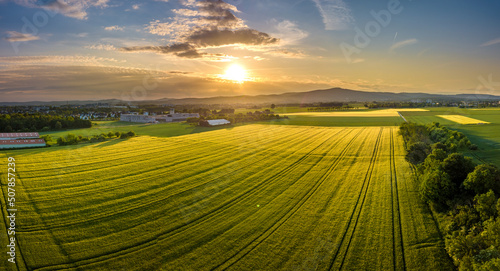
top-left (0, 0), bottom-right (500, 102)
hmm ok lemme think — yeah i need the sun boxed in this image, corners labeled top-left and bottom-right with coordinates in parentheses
top-left (221, 64), bottom-right (248, 83)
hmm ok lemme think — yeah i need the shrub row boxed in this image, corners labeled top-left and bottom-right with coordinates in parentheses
top-left (55, 131), bottom-right (136, 146)
top-left (399, 122), bottom-right (500, 270)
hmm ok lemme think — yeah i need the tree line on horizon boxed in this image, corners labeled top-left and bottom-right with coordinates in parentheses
top-left (0, 113), bottom-right (91, 132)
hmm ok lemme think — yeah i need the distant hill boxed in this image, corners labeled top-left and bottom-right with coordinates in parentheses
top-left (2, 88), bottom-right (499, 106)
top-left (154, 88), bottom-right (500, 105)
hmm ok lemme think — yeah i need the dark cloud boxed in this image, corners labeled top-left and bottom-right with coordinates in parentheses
top-left (187, 29), bottom-right (278, 47)
top-left (121, 0), bottom-right (279, 59)
top-left (119, 43), bottom-right (205, 58)
top-left (196, 0), bottom-right (242, 28)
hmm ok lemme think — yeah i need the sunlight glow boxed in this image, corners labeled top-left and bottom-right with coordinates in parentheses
top-left (221, 64), bottom-right (248, 83)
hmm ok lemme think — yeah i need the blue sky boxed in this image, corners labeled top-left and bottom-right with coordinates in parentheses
top-left (1, 0), bottom-right (499, 102)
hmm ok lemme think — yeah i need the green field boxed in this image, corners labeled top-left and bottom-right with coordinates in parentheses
top-left (400, 108), bottom-right (500, 164)
top-left (1, 125), bottom-right (453, 270)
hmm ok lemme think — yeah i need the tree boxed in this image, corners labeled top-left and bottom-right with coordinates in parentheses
top-left (445, 231), bottom-right (488, 270)
top-left (475, 258), bottom-right (500, 271)
top-left (450, 205), bottom-right (480, 231)
top-left (420, 170), bottom-right (454, 206)
top-left (55, 121), bottom-right (63, 130)
top-left (464, 164), bottom-right (500, 195)
top-left (5, 125), bottom-right (13, 132)
top-left (108, 131), bottom-right (115, 138)
top-left (40, 135), bottom-right (52, 143)
top-left (432, 142), bottom-right (448, 151)
top-left (442, 153), bottom-right (476, 187)
top-left (406, 142), bottom-right (430, 164)
top-left (127, 130), bottom-right (136, 137)
top-left (271, 104), bottom-right (276, 109)
top-left (421, 149), bottom-right (447, 173)
top-left (474, 190), bottom-right (498, 221)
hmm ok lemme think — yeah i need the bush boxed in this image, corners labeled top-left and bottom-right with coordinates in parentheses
top-left (66, 133), bottom-right (78, 145)
top-left (40, 135), bottom-right (52, 143)
top-left (57, 137), bottom-right (67, 146)
top-left (469, 144), bottom-right (479, 151)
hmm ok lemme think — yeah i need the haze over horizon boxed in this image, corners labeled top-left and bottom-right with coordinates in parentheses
top-left (1, 0), bottom-right (499, 102)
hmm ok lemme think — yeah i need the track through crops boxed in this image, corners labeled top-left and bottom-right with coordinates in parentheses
top-left (0, 125), bottom-right (453, 270)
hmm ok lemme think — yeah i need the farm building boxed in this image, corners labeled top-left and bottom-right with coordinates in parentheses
top-left (121, 109), bottom-right (199, 123)
top-left (0, 139), bottom-right (46, 149)
top-left (0, 132), bottom-right (40, 140)
top-left (207, 119), bottom-right (231, 126)
top-left (0, 132), bottom-right (46, 149)
top-left (120, 114), bottom-right (157, 123)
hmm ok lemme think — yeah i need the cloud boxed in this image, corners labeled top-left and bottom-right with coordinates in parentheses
top-left (481, 38), bottom-right (500, 47)
top-left (311, 0), bottom-right (354, 30)
top-left (73, 32), bottom-right (89, 38)
top-left (3, 31), bottom-right (40, 42)
top-left (132, 4), bottom-right (140, 10)
top-left (120, 43), bottom-right (203, 58)
top-left (351, 58), bottom-right (365, 64)
top-left (122, 0), bottom-right (279, 59)
top-left (185, 29), bottom-right (278, 47)
top-left (265, 49), bottom-right (306, 58)
top-left (272, 20), bottom-right (308, 44)
top-left (0, 55), bottom-right (121, 65)
top-left (7, 0), bottom-right (110, 20)
top-left (120, 43), bottom-right (239, 61)
top-left (104, 25), bottom-right (124, 31)
top-left (390, 38), bottom-right (418, 51)
top-left (85, 44), bottom-right (117, 51)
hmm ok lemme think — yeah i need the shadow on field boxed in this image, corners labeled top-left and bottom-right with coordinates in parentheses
top-left (94, 139), bottom-right (127, 148)
top-left (188, 125), bottom-right (236, 134)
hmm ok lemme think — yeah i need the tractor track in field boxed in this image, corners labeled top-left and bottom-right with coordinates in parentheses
top-left (33, 128), bottom-right (349, 270)
top-left (19, 128), bottom-right (316, 232)
top-left (328, 127), bottom-right (383, 271)
top-left (0, 179), bottom-right (28, 270)
top-left (212, 128), bottom-right (365, 271)
top-left (390, 129), bottom-right (407, 271)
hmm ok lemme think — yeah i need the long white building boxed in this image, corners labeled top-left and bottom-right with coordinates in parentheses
top-left (120, 109), bottom-right (199, 123)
